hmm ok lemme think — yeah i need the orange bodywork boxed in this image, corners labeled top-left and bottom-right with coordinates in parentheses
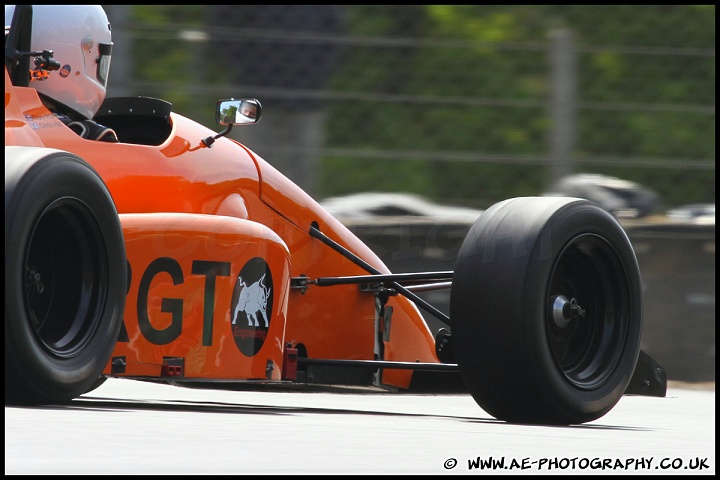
top-left (5, 69), bottom-right (439, 389)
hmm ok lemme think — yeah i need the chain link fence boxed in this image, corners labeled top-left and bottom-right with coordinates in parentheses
top-left (105, 5), bottom-right (715, 210)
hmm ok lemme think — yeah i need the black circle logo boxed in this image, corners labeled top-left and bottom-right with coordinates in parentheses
top-left (230, 257), bottom-right (273, 357)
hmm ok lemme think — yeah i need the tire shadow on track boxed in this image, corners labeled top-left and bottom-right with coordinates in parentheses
top-left (8, 396), bottom-right (651, 432)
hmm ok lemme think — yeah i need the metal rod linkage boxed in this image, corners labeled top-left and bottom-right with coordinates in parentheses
top-left (298, 357), bottom-right (459, 372)
top-left (309, 225), bottom-right (451, 324)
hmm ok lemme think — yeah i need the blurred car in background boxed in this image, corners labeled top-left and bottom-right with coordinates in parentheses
top-left (320, 192), bottom-right (484, 222)
top-left (543, 173), bottom-right (659, 219)
top-left (666, 203), bottom-right (715, 224)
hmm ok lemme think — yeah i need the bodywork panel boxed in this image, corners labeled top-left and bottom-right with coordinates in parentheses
top-left (5, 69), bottom-right (439, 390)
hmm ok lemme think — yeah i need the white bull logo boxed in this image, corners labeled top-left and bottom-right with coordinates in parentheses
top-left (232, 274), bottom-right (271, 327)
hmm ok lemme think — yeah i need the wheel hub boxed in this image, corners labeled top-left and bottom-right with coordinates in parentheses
top-left (550, 295), bottom-right (585, 328)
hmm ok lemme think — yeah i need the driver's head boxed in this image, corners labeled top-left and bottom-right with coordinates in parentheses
top-left (5, 5), bottom-right (112, 119)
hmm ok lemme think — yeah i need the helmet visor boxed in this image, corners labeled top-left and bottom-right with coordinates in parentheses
top-left (97, 42), bottom-right (112, 86)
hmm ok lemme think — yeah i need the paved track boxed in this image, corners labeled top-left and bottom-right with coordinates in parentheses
top-left (5, 379), bottom-right (715, 475)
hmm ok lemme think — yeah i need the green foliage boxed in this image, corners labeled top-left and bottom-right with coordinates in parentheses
top-left (323, 4), bottom-right (715, 208)
top-left (320, 156), bottom-right (433, 197)
top-left (131, 5), bottom-right (206, 26)
top-left (124, 5), bottom-right (714, 209)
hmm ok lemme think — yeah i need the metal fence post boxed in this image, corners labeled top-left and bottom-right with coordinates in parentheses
top-left (548, 28), bottom-right (577, 187)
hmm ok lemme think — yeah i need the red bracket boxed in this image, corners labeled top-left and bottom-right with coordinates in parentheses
top-left (281, 344), bottom-right (298, 380)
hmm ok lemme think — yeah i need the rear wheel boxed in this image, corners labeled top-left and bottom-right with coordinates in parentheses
top-left (5, 147), bottom-right (126, 405)
top-left (450, 197), bottom-right (642, 424)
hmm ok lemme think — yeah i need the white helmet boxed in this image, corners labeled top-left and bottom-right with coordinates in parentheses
top-left (5, 5), bottom-right (112, 119)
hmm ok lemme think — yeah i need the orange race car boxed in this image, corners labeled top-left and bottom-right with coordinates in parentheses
top-left (5, 5), bottom-right (666, 425)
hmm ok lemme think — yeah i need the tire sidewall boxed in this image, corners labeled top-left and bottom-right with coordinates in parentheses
top-left (523, 201), bottom-right (642, 419)
top-left (451, 197), bottom-right (642, 424)
top-left (5, 150), bottom-right (126, 403)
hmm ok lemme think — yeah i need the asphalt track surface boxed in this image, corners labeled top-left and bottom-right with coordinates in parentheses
top-left (5, 379), bottom-right (715, 475)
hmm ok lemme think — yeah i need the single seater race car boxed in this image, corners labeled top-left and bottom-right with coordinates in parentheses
top-left (5, 5), bottom-right (665, 425)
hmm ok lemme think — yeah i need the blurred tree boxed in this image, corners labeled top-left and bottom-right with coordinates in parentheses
top-left (206, 5), bottom-right (348, 197)
top-left (118, 5), bottom-right (715, 208)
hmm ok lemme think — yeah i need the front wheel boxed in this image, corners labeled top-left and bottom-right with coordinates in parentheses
top-left (450, 197), bottom-right (642, 425)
